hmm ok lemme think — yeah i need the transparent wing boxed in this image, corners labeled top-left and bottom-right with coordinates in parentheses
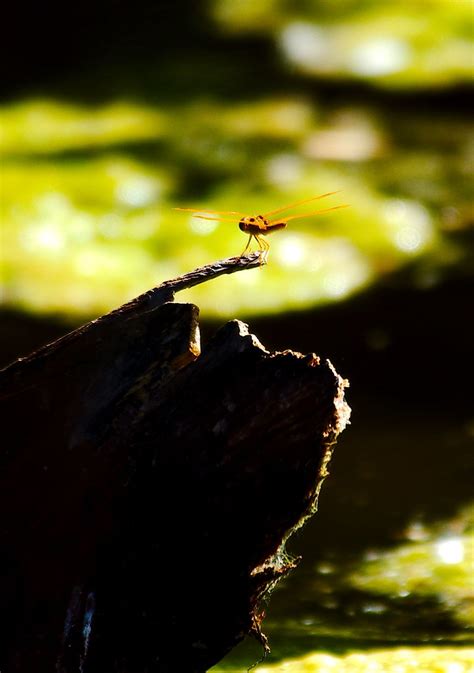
top-left (186, 214), bottom-right (238, 222)
top-left (269, 204), bottom-right (348, 224)
top-left (262, 191), bottom-right (340, 218)
top-left (174, 207), bottom-right (247, 217)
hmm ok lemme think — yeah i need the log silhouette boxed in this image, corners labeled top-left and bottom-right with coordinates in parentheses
top-left (0, 254), bottom-right (350, 672)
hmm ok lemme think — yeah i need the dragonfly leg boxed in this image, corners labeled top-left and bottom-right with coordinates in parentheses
top-left (256, 235), bottom-right (270, 264)
top-left (240, 234), bottom-right (253, 257)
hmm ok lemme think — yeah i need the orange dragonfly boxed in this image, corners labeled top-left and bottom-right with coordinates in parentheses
top-left (175, 192), bottom-right (347, 260)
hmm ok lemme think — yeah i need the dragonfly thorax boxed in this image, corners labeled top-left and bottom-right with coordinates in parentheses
top-left (239, 214), bottom-right (267, 234)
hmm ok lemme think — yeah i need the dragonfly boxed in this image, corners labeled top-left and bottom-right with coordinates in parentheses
top-left (175, 192), bottom-right (347, 260)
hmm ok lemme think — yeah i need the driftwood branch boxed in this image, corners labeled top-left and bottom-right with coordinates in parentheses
top-left (0, 254), bottom-right (350, 673)
top-left (114, 252), bottom-right (265, 313)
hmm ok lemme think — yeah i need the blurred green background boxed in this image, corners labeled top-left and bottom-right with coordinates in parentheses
top-left (1, 0), bottom-right (473, 671)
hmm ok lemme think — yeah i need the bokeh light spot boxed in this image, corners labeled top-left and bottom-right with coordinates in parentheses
top-left (115, 176), bottom-right (160, 207)
top-left (276, 235), bottom-right (306, 267)
top-left (435, 537), bottom-right (465, 565)
top-left (279, 23), bottom-right (330, 69)
top-left (383, 199), bottom-right (433, 253)
top-left (350, 38), bottom-right (411, 77)
top-left (189, 216), bottom-right (219, 236)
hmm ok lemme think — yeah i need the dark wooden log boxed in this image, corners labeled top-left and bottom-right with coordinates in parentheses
top-left (0, 254), bottom-right (350, 673)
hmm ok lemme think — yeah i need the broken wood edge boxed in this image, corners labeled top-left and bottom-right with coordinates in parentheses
top-left (244, 353), bottom-right (351, 657)
top-left (289, 358), bottom-right (351, 532)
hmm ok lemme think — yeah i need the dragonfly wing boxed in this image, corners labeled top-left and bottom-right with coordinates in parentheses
top-left (262, 192), bottom-right (340, 218)
top-left (174, 207), bottom-right (247, 216)
top-left (269, 204), bottom-right (348, 224)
